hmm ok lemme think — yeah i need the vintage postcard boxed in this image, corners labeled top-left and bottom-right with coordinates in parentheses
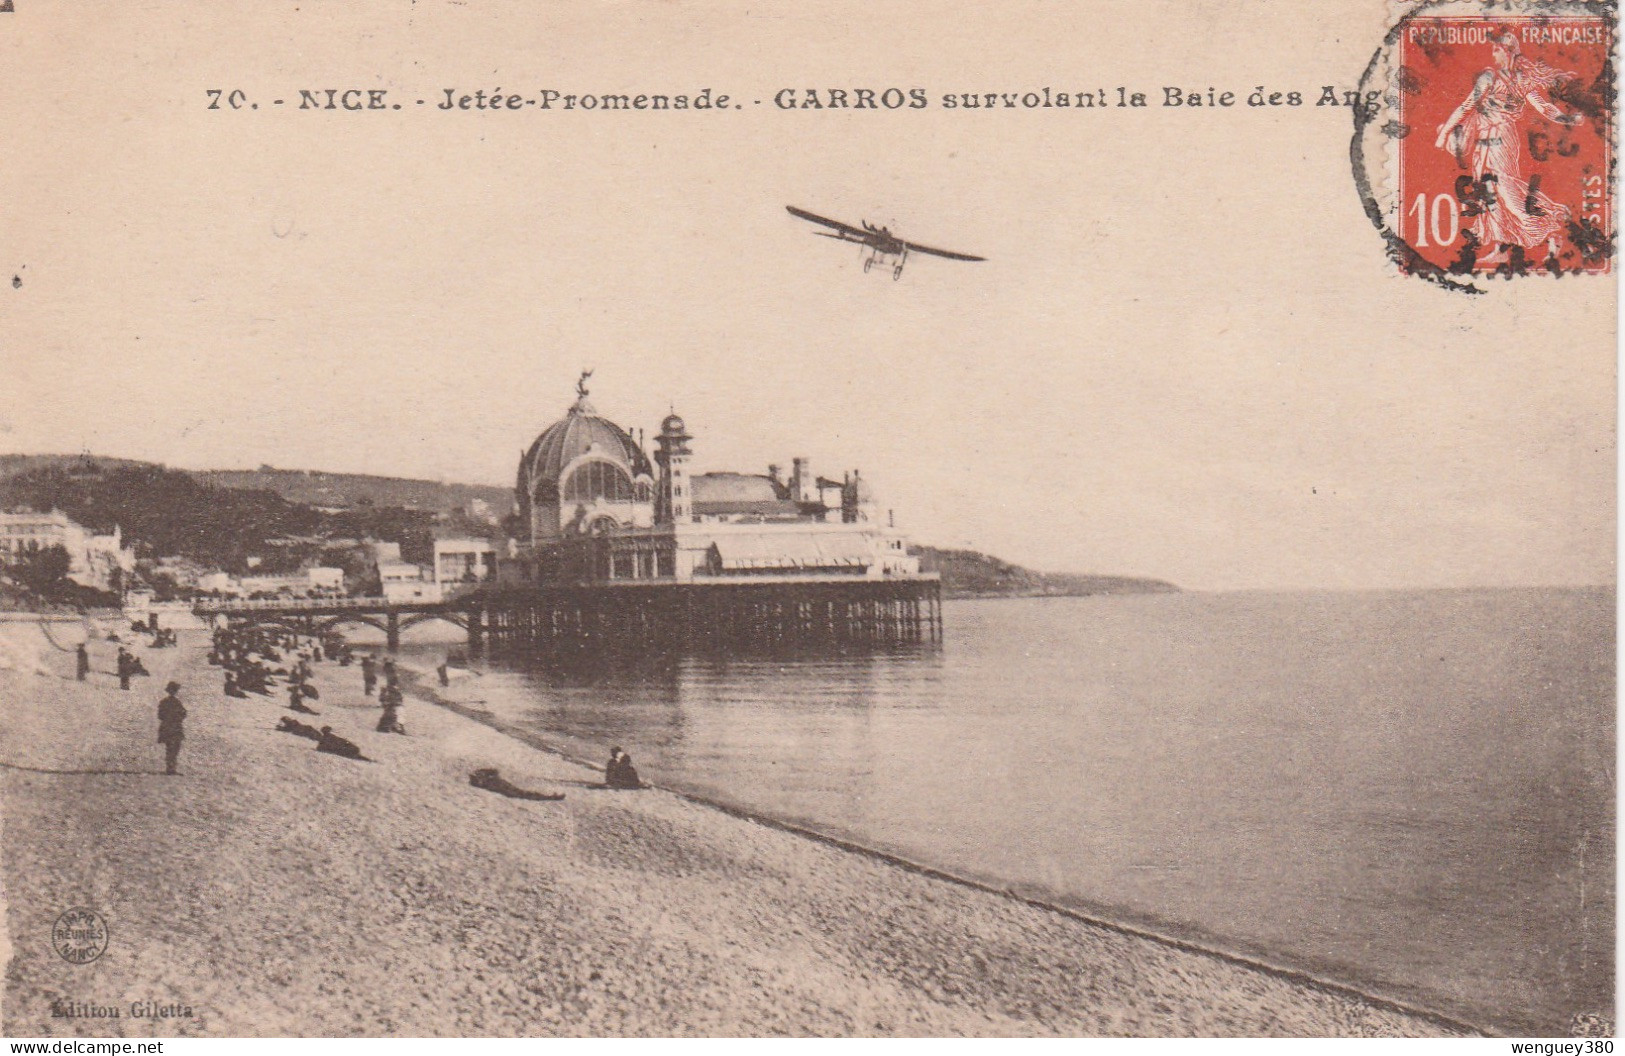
top-left (0, 0), bottom-right (1614, 1042)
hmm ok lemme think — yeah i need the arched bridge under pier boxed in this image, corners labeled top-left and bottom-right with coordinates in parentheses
top-left (191, 596), bottom-right (480, 652)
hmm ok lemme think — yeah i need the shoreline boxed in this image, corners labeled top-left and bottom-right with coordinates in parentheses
top-left (2, 623), bottom-right (1476, 1037)
top-left (400, 665), bottom-right (1489, 1038)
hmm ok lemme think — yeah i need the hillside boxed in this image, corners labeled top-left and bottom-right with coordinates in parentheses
top-left (915, 546), bottom-right (1178, 598)
top-left (0, 460), bottom-right (442, 574)
top-left (194, 468), bottom-right (513, 516)
top-left (0, 454), bottom-right (513, 517)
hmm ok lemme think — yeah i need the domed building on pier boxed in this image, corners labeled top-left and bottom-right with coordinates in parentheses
top-left (514, 387), bottom-right (657, 545)
top-left (507, 376), bottom-right (919, 585)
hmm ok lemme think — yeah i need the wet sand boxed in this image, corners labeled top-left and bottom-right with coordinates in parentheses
top-left (0, 623), bottom-right (1475, 1037)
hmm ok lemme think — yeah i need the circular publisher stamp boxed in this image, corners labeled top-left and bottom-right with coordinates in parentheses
top-left (1351, 0), bottom-right (1615, 290)
top-left (51, 908), bottom-right (109, 964)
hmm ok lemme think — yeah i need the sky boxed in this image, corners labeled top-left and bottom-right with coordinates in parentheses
top-left (0, 0), bottom-right (1615, 590)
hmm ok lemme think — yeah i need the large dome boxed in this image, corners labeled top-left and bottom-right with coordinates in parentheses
top-left (520, 395), bottom-right (654, 492)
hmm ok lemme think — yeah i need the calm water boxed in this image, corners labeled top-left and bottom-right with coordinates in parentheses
top-left (415, 588), bottom-right (1614, 1035)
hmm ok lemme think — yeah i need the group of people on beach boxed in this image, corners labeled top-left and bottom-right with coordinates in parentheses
top-left (209, 625), bottom-right (376, 761)
top-left (209, 625), bottom-right (346, 701)
top-left (80, 620), bottom-right (644, 788)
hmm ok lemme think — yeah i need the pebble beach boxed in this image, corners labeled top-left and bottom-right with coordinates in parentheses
top-left (0, 620), bottom-right (1475, 1037)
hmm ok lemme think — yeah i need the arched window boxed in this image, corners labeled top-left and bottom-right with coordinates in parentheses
top-left (633, 480), bottom-right (653, 503)
top-left (562, 460), bottom-right (634, 503)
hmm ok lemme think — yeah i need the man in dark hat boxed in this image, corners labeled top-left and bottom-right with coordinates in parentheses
top-left (157, 681), bottom-right (187, 776)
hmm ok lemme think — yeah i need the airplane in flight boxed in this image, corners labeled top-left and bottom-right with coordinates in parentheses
top-left (786, 206), bottom-right (985, 279)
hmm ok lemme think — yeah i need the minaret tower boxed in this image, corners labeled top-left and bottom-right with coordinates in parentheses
top-left (654, 410), bottom-right (693, 525)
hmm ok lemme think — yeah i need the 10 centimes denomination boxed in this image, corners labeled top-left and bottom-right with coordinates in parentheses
top-left (1353, 0), bottom-right (1615, 288)
top-left (51, 907), bottom-right (109, 965)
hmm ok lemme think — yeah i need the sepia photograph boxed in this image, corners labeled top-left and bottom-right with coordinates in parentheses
top-left (0, 0), bottom-right (1615, 1042)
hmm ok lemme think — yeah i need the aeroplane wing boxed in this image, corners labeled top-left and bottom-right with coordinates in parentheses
top-left (900, 239), bottom-right (985, 262)
top-left (786, 206), bottom-right (869, 239)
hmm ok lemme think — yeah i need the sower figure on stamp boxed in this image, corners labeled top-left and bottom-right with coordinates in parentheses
top-left (1434, 28), bottom-right (1584, 265)
top-left (157, 681), bottom-right (187, 776)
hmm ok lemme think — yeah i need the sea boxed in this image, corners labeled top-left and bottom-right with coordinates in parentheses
top-left (402, 587), bottom-right (1615, 1036)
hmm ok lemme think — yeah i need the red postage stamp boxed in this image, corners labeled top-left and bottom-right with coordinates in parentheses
top-left (1394, 12), bottom-right (1613, 276)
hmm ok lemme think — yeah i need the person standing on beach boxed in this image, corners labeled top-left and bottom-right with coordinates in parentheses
top-left (361, 655), bottom-right (377, 696)
top-left (75, 642), bottom-right (90, 682)
top-left (376, 684), bottom-right (406, 734)
top-left (117, 648), bottom-right (132, 691)
top-left (156, 681), bottom-right (187, 776)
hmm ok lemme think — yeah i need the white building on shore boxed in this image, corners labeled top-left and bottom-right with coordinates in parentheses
top-left (0, 509), bottom-right (135, 592)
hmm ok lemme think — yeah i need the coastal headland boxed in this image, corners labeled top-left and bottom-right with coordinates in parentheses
top-left (1, 620), bottom-right (1470, 1037)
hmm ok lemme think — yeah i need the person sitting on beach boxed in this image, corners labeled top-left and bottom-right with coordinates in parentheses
top-left (605, 747), bottom-right (643, 789)
top-left (276, 715), bottom-right (322, 741)
top-left (238, 664), bottom-right (271, 695)
top-left (316, 726), bottom-right (368, 761)
top-left (287, 682), bottom-right (320, 715)
top-left (376, 701), bottom-right (406, 735)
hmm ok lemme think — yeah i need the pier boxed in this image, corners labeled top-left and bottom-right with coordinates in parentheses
top-left (193, 574), bottom-right (942, 654)
top-left (470, 575), bottom-right (943, 655)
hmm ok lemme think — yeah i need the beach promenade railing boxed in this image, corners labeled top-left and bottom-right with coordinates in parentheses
top-left (193, 595), bottom-right (404, 613)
